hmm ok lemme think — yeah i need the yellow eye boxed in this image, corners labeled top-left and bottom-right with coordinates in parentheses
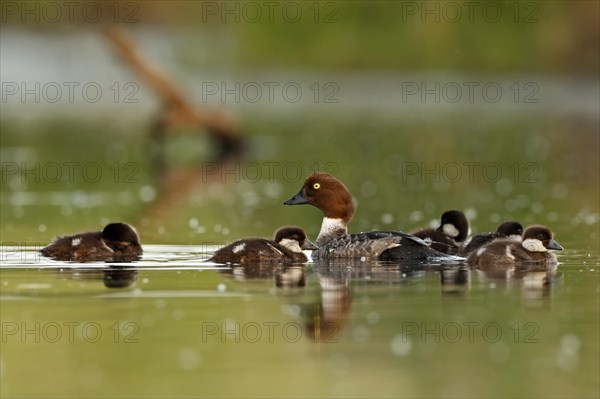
top-left (313, 183), bottom-right (320, 190)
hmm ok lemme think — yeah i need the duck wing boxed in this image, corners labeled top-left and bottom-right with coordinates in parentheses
top-left (314, 230), bottom-right (465, 263)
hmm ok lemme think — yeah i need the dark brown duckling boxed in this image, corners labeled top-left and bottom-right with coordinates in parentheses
top-left (467, 225), bottom-right (563, 272)
top-left (208, 226), bottom-right (317, 265)
top-left (40, 222), bottom-right (143, 262)
top-left (412, 210), bottom-right (469, 254)
top-left (461, 221), bottom-right (523, 255)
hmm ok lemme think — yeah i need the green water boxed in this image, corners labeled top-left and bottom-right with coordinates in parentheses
top-left (1, 113), bottom-right (599, 398)
top-left (1, 252), bottom-right (599, 398)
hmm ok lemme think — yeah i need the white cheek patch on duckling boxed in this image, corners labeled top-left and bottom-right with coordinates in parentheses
top-left (266, 243), bottom-right (283, 256)
top-left (509, 234), bottom-right (522, 242)
top-left (232, 243), bottom-right (246, 254)
top-left (71, 238), bottom-right (82, 247)
top-left (522, 238), bottom-right (547, 252)
top-left (278, 238), bottom-right (302, 253)
top-left (100, 240), bottom-right (114, 253)
top-left (443, 223), bottom-right (460, 238)
top-left (462, 236), bottom-right (473, 247)
top-left (505, 247), bottom-right (515, 260)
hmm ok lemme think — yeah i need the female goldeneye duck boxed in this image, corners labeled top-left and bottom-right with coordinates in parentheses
top-left (40, 223), bottom-right (143, 262)
top-left (461, 220), bottom-right (523, 255)
top-left (467, 225), bottom-right (563, 271)
top-left (284, 172), bottom-right (464, 263)
top-left (412, 210), bottom-right (469, 254)
top-left (208, 226), bottom-right (317, 265)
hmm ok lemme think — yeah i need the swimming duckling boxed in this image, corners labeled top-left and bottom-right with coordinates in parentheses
top-left (467, 225), bottom-right (562, 273)
top-left (412, 210), bottom-right (469, 254)
top-left (208, 226), bottom-right (317, 265)
top-left (461, 221), bottom-right (523, 255)
top-left (40, 222), bottom-right (143, 262)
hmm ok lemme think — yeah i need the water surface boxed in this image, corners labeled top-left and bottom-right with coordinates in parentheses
top-left (1, 243), bottom-right (598, 398)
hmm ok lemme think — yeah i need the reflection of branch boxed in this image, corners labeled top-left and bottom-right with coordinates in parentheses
top-left (104, 27), bottom-right (244, 160)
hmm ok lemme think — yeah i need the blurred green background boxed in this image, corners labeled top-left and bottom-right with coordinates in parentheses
top-left (1, 0), bottom-right (598, 246)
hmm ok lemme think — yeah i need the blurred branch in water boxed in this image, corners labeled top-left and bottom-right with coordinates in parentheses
top-left (103, 27), bottom-right (245, 165)
top-left (103, 27), bottom-right (246, 223)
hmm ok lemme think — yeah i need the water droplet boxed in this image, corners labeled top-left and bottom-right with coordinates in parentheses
top-left (360, 181), bottom-right (378, 198)
top-left (217, 283), bottom-right (226, 292)
top-left (489, 212), bottom-right (501, 224)
top-left (409, 211), bottom-right (423, 223)
top-left (531, 202), bottom-right (544, 214)
top-left (496, 179), bottom-right (513, 196)
top-left (139, 186), bottom-right (156, 203)
top-left (366, 311), bottom-right (380, 325)
top-left (390, 335), bottom-right (412, 356)
top-left (381, 213), bottom-right (394, 225)
top-left (178, 347), bottom-right (201, 370)
top-left (552, 183), bottom-right (569, 199)
top-left (172, 309), bottom-right (186, 321)
top-left (352, 325), bottom-right (370, 342)
top-left (464, 207), bottom-right (477, 220)
top-left (188, 218), bottom-right (199, 229)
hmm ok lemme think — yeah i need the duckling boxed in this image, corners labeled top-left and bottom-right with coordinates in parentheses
top-left (412, 210), bottom-right (469, 254)
top-left (467, 225), bottom-right (563, 273)
top-left (208, 226), bottom-right (317, 265)
top-left (40, 222), bottom-right (142, 262)
top-left (461, 221), bottom-right (523, 255)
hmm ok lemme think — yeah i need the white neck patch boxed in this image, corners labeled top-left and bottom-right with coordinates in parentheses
top-left (443, 223), bottom-right (460, 238)
top-left (522, 238), bottom-right (547, 252)
top-left (278, 238), bottom-right (302, 253)
top-left (317, 217), bottom-right (347, 245)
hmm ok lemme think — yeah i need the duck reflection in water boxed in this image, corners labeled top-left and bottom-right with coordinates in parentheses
top-left (57, 266), bottom-right (138, 289)
top-left (216, 261), bottom-right (352, 342)
top-left (222, 264), bottom-right (306, 288)
top-left (303, 271), bottom-right (351, 343)
top-left (440, 266), bottom-right (470, 295)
